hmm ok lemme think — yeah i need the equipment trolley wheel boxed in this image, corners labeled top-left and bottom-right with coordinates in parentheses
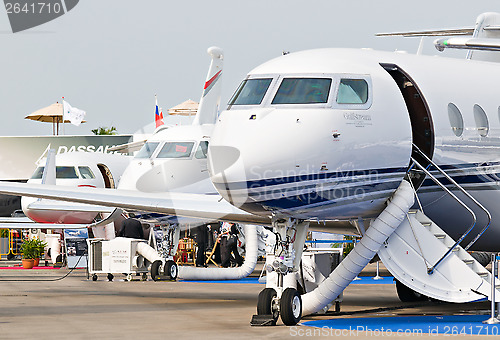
top-left (92, 274), bottom-right (98, 281)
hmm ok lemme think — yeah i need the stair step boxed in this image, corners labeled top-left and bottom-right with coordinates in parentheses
top-left (435, 234), bottom-right (446, 239)
top-left (408, 210), bottom-right (418, 214)
top-left (478, 272), bottom-right (489, 279)
top-left (452, 248), bottom-right (460, 252)
top-left (421, 222), bottom-right (432, 227)
top-left (463, 259), bottom-right (475, 265)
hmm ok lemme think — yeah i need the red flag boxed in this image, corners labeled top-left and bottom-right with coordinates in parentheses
top-left (175, 144), bottom-right (187, 153)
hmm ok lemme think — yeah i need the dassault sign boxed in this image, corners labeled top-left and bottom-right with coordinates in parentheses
top-left (0, 135), bottom-right (133, 181)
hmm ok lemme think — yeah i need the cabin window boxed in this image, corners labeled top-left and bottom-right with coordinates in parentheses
top-left (447, 103), bottom-right (464, 137)
top-left (271, 78), bottom-right (331, 104)
top-left (228, 78), bottom-right (272, 105)
top-left (135, 142), bottom-right (160, 159)
top-left (473, 104), bottom-right (489, 137)
top-left (195, 141), bottom-right (209, 159)
top-left (156, 142), bottom-right (194, 158)
top-left (336, 79), bottom-right (368, 104)
top-left (78, 166), bottom-right (95, 179)
top-left (31, 166), bottom-right (79, 179)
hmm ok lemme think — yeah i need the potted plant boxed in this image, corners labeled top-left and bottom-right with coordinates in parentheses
top-left (20, 238), bottom-right (36, 269)
top-left (32, 238), bottom-right (47, 267)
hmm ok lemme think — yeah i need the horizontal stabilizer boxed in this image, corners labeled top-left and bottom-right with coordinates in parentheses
top-left (434, 37), bottom-right (500, 52)
top-left (376, 28), bottom-right (473, 37)
top-left (107, 139), bottom-right (147, 153)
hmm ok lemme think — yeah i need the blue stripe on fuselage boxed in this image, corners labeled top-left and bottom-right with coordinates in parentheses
top-left (214, 163), bottom-right (500, 212)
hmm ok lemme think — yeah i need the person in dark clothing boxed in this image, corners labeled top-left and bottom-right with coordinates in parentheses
top-left (118, 218), bottom-right (145, 239)
top-left (194, 224), bottom-right (209, 267)
top-left (220, 222), bottom-right (243, 268)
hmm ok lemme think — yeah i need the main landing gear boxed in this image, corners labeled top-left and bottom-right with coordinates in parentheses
top-left (252, 218), bottom-right (309, 326)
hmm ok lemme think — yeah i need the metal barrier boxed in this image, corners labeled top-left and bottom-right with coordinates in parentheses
top-left (0, 229), bottom-right (22, 259)
top-left (484, 253), bottom-right (500, 324)
top-left (0, 229), bottom-right (9, 257)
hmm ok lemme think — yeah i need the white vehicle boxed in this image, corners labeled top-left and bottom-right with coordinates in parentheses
top-left (3, 12), bottom-right (500, 326)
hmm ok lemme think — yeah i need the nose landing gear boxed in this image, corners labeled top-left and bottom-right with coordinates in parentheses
top-left (252, 218), bottom-right (309, 326)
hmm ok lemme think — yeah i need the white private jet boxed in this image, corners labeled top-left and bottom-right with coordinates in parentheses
top-left (3, 12), bottom-right (500, 326)
top-left (22, 151), bottom-right (131, 225)
top-left (16, 45), bottom-right (224, 228)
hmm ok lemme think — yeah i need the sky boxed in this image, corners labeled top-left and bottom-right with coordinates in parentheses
top-left (0, 0), bottom-right (498, 136)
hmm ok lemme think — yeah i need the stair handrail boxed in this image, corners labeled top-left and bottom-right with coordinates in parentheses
top-left (412, 144), bottom-right (492, 251)
top-left (411, 158), bottom-right (476, 274)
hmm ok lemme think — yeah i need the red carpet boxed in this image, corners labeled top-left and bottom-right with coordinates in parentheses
top-left (0, 266), bottom-right (60, 270)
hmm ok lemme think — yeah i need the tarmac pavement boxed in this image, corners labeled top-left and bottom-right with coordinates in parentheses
top-left (0, 262), bottom-right (494, 340)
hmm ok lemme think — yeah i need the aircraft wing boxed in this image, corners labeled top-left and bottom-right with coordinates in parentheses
top-left (0, 181), bottom-right (271, 226)
top-left (26, 199), bottom-right (116, 213)
top-left (0, 222), bottom-right (88, 229)
top-left (0, 216), bottom-right (32, 223)
top-left (0, 207), bottom-right (122, 229)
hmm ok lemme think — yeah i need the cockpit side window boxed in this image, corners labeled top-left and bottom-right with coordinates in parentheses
top-left (31, 167), bottom-right (44, 179)
top-left (336, 79), bottom-right (368, 104)
top-left (56, 166), bottom-right (79, 179)
top-left (272, 78), bottom-right (332, 104)
top-left (156, 142), bottom-right (194, 159)
top-left (195, 141), bottom-right (209, 159)
top-left (31, 166), bottom-right (79, 179)
top-left (78, 166), bottom-right (95, 179)
top-left (228, 78), bottom-right (273, 105)
top-left (135, 142), bottom-right (159, 159)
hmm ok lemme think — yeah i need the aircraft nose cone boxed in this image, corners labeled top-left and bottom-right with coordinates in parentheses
top-left (208, 145), bottom-right (241, 178)
top-left (208, 145), bottom-right (248, 206)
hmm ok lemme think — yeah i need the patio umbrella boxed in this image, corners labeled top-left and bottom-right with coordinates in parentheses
top-left (167, 99), bottom-right (199, 116)
top-left (25, 102), bottom-right (86, 135)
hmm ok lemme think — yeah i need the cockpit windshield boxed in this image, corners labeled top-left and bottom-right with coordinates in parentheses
top-left (156, 142), bottom-right (194, 159)
top-left (272, 78), bottom-right (331, 104)
top-left (135, 142), bottom-right (160, 159)
top-left (228, 78), bottom-right (272, 105)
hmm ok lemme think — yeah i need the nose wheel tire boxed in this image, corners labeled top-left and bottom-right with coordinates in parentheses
top-left (165, 260), bottom-right (178, 280)
top-left (280, 288), bottom-right (302, 326)
top-left (257, 288), bottom-right (279, 322)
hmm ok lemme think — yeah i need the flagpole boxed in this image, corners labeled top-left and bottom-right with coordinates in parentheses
top-left (62, 97), bottom-right (65, 136)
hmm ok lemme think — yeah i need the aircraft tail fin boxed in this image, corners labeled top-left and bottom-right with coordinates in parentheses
top-left (41, 149), bottom-right (56, 185)
top-left (192, 46), bottom-right (224, 126)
